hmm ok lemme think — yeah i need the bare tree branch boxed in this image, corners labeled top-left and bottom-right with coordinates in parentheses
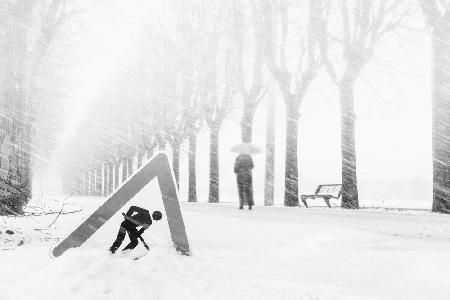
top-left (418, 0), bottom-right (441, 27)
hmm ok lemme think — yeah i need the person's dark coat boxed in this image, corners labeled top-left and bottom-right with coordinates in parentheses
top-left (234, 154), bottom-right (254, 208)
top-left (110, 206), bottom-right (152, 253)
top-left (125, 206), bottom-right (152, 228)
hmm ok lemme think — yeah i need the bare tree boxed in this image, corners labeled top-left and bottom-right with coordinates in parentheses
top-left (262, 0), bottom-right (325, 207)
top-left (187, 121), bottom-right (201, 202)
top-left (164, 78), bottom-right (201, 190)
top-left (0, 0), bottom-right (93, 213)
top-left (94, 163), bottom-right (102, 196)
top-left (199, 1), bottom-right (237, 203)
top-left (112, 146), bottom-right (124, 189)
top-left (179, 3), bottom-right (204, 203)
top-left (419, 0), bottom-right (450, 213)
top-left (0, 1), bottom-right (39, 213)
top-left (164, 101), bottom-right (190, 189)
top-left (321, 0), bottom-right (409, 209)
top-left (264, 83), bottom-right (276, 206)
top-left (151, 38), bottom-right (187, 188)
top-left (233, 0), bottom-right (266, 143)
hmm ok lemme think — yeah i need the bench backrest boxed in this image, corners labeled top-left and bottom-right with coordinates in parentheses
top-left (315, 184), bottom-right (342, 198)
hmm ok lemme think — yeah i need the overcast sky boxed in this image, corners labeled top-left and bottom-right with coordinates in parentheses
top-left (34, 1), bottom-right (433, 207)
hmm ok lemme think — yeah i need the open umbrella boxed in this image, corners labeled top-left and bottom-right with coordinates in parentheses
top-left (230, 143), bottom-right (262, 155)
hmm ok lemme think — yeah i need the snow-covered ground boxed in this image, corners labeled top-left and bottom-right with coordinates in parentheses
top-left (1, 196), bottom-right (450, 300)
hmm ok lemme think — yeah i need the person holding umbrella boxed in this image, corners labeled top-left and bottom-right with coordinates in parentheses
top-left (231, 143), bottom-right (261, 210)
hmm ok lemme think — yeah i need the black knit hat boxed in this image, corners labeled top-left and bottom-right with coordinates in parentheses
top-left (152, 210), bottom-right (162, 221)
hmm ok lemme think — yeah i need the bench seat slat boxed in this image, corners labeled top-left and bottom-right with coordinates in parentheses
top-left (300, 184), bottom-right (342, 208)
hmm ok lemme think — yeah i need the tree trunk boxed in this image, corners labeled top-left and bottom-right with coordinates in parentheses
top-left (88, 171), bottom-right (91, 195)
top-left (172, 140), bottom-right (181, 189)
top-left (339, 74), bottom-right (359, 209)
top-left (431, 22), bottom-right (450, 213)
top-left (61, 173), bottom-right (70, 195)
top-left (103, 163), bottom-right (108, 196)
top-left (105, 164), bottom-right (109, 195)
top-left (108, 162), bottom-right (114, 194)
top-left (19, 123), bottom-right (32, 199)
top-left (80, 173), bottom-right (85, 195)
top-left (89, 169), bottom-right (95, 195)
top-left (127, 154), bottom-right (134, 178)
top-left (83, 171), bottom-right (89, 195)
top-left (94, 166), bottom-right (100, 196)
top-left (104, 165), bottom-right (108, 195)
top-left (157, 135), bottom-right (166, 151)
top-left (94, 167), bottom-right (100, 196)
top-left (241, 104), bottom-right (256, 143)
top-left (146, 147), bottom-right (155, 160)
top-left (284, 105), bottom-right (299, 206)
top-left (208, 126), bottom-right (220, 203)
top-left (114, 161), bottom-right (120, 189)
top-left (188, 133), bottom-right (197, 202)
top-left (121, 157), bottom-right (127, 182)
top-left (264, 88), bottom-right (276, 206)
top-left (72, 173), bottom-right (79, 195)
top-left (137, 151), bottom-right (145, 169)
top-left (91, 169), bottom-right (96, 195)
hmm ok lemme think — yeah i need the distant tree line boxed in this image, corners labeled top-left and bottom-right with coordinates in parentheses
top-left (0, 0), bottom-right (79, 214)
top-left (1, 0), bottom-right (449, 214)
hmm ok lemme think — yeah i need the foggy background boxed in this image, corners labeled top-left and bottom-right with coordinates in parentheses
top-left (31, 0), bottom-right (432, 208)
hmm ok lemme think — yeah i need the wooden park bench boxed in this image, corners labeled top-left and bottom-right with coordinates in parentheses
top-left (300, 184), bottom-right (342, 208)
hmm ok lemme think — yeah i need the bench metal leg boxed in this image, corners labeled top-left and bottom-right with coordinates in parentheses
top-left (301, 199), bottom-right (308, 208)
top-left (323, 197), bottom-right (331, 208)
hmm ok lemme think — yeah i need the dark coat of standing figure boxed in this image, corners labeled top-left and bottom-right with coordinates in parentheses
top-left (109, 206), bottom-right (162, 253)
top-left (234, 154), bottom-right (254, 209)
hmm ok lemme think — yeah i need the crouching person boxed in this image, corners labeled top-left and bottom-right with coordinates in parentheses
top-left (109, 205), bottom-right (162, 254)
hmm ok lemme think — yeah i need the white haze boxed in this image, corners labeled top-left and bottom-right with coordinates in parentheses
top-left (34, 0), bottom-right (432, 208)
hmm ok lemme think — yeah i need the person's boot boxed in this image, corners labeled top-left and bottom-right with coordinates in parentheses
top-left (109, 246), bottom-right (117, 254)
top-left (239, 206), bottom-right (243, 209)
top-left (249, 205), bottom-right (252, 210)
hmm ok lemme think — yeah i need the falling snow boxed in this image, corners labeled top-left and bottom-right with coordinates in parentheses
top-left (1, 0), bottom-right (450, 299)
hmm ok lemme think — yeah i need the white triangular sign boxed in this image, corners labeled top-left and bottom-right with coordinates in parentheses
top-left (52, 152), bottom-right (190, 257)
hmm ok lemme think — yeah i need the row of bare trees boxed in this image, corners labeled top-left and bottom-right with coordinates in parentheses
top-left (63, 0), bottom-right (450, 213)
top-left (2, 0), bottom-right (449, 214)
top-left (0, 0), bottom-right (84, 214)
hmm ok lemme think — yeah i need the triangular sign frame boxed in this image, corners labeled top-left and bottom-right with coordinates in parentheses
top-left (52, 152), bottom-right (190, 257)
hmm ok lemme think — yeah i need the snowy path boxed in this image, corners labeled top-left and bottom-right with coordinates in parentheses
top-left (1, 198), bottom-right (450, 300)
top-left (187, 204), bottom-right (450, 300)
